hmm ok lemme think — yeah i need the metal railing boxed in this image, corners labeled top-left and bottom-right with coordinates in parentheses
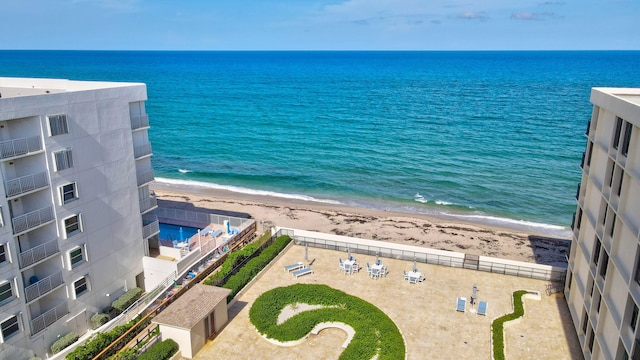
top-left (20, 239), bottom-right (59, 269)
top-left (25, 270), bottom-right (64, 302)
top-left (155, 207), bottom-right (251, 229)
top-left (142, 219), bottom-right (159, 239)
top-left (12, 205), bottom-right (54, 235)
top-left (133, 143), bottom-right (152, 159)
top-left (136, 170), bottom-right (154, 187)
top-left (281, 229), bottom-right (566, 282)
top-left (4, 171), bottom-right (49, 198)
top-left (139, 195), bottom-right (157, 214)
top-left (31, 301), bottom-right (69, 335)
top-left (130, 115), bottom-right (149, 130)
top-left (0, 135), bottom-right (42, 160)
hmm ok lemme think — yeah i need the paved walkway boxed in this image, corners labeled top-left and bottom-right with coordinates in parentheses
top-left (191, 245), bottom-right (582, 360)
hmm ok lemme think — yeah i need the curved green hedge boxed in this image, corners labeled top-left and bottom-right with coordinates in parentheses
top-left (491, 290), bottom-right (528, 360)
top-left (249, 284), bottom-right (405, 360)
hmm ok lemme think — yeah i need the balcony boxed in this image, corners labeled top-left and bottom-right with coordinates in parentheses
top-left (12, 205), bottom-right (54, 235)
top-left (139, 193), bottom-right (158, 214)
top-left (134, 143), bottom-right (152, 159)
top-left (136, 169), bottom-right (155, 187)
top-left (24, 270), bottom-right (64, 303)
top-left (20, 239), bottom-right (59, 269)
top-left (0, 136), bottom-right (42, 160)
top-left (142, 215), bottom-right (159, 239)
top-left (130, 115), bottom-right (150, 131)
top-left (4, 171), bottom-right (49, 199)
top-left (30, 301), bottom-right (69, 335)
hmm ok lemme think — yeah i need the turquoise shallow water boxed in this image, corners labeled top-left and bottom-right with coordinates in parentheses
top-left (2, 50), bottom-right (640, 236)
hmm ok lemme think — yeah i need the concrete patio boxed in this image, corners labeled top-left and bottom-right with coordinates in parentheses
top-left (190, 244), bottom-right (581, 360)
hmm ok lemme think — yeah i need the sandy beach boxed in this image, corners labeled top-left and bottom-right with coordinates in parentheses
top-left (151, 182), bottom-right (571, 266)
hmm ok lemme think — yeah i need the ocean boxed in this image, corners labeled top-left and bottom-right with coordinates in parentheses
top-left (2, 50), bottom-right (639, 237)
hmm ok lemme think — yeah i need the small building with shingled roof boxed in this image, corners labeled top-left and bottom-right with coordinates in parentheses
top-left (153, 284), bottom-right (231, 358)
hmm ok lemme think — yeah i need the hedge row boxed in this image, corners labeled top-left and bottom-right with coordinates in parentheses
top-left (137, 339), bottom-right (178, 360)
top-left (249, 284), bottom-right (405, 360)
top-left (220, 235), bottom-right (292, 302)
top-left (91, 313), bottom-right (110, 330)
top-left (202, 242), bottom-right (260, 285)
top-left (112, 287), bottom-right (144, 313)
top-left (51, 332), bottom-right (79, 354)
top-left (491, 290), bottom-right (528, 360)
top-left (66, 316), bottom-right (150, 360)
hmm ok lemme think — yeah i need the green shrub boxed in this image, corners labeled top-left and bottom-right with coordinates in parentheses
top-left (50, 332), bottom-right (79, 354)
top-left (91, 313), bottom-right (110, 329)
top-left (491, 290), bottom-right (528, 360)
top-left (221, 235), bottom-right (292, 301)
top-left (112, 287), bottom-right (144, 313)
top-left (137, 339), bottom-right (178, 360)
top-left (250, 284), bottom-right (405, 360)
top-left (109, 347), bottom-right (138, 360)
top-left (65, 316), bottom-right (150, 360)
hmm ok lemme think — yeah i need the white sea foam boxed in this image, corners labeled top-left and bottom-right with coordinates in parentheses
top-left (156, 177), bottom-right (343, 205)
top-left (178, 169), bottom-right (192, 173)
top-left (451, 214), bottom-right (571, 237)
top-left (434, 200), bottom-right (454, 206)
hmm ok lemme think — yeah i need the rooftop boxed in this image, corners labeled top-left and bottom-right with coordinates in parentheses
top-left (0, 77), bottom-right (144, 99)
top-left (154, 284), bottom-right (231, 330)
top-left (191, 244), bottom-right (581, 360)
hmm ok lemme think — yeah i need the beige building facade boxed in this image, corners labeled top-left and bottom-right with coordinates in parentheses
top-left (566, 87), bottom-right (640, 359)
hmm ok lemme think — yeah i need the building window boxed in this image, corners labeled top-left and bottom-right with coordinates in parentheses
top-left (64, 215), bottom-right (81, 238)
top-left (632, 304), bottom-right (639, 332)
top-left (0, 315), bottom-right (20, 341)
top-left (0, 282), bottom-right (12, 305)
top-left (0, 244), bottom-right (6, 264)
top-left (608, 162), bottom-right (616, 188)
top-left (54, 149), bottom-right (74, 171)
top-left (576, 208), bottom-right (583, 230)
top-left (617, 170), bottom-right (625, 197)
top-left (586, 142), bottom-right (593, 166)
top-left (622, 122), bottom-right (633, 157)
top-left (610, 213), bottom-right (617, 237)
top-left (635, 250), bottom-right (640, 286)
top-left (582, 309), bottom-right (589, 334)
top-left (593, 239), bottom-right (602, 266)
top-left (73, 277), bottom-right (88, 298)
top-left (587, 327), bottom-right (595, 353)
top-left (60, 183), bottom-right (78, 204)
top-left (69, 247), bottom-right (85, 269)
top-left (613, 117), bottom-right (623, 149)
top-left (600, 252), bottom-right (610, 279)
top-left (48, 114), bottom-right (69, 136)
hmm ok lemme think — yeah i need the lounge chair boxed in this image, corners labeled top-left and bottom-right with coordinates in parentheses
top-left (408, 276), bottom-right (418, 284)
top-left (339, 258), bottom-right (345, 273)
top-left (366, 263), bottom-right (372, 276)
top-left (456, 297), bottom-right (466, 312)
top-left (403, 271), bottom-right (409, 281)
top-left (284, 262), bottom-right (304, 272)
top-left (477, 301), bottom-right (488, 316)
top-left (292, 267), bottom-right (313, 278)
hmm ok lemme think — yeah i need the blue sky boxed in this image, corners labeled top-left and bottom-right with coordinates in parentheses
top-left (1, 0), bottom-right (638, 50)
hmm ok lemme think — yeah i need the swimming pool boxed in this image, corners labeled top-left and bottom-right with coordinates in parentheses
top-left (159, 223), bottom-right (200, 241)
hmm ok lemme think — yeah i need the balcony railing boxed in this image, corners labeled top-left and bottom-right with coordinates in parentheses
top-left (20, 239), bottom-right (59, 269)
top-left (12, 205), bottom-right (54, 235)
top-left (130, 115), bottom-right (150, 130)
top-left (24, 270), bottom-right (64, 303)
top-left (134, 143), bottom-right (152, 159)
top-left (139, 194), bottom-right (158, 214)
top-left (31, 301), bottom-right (69, 335)
top-left (0, 136), bottom-right (42, 160)
top-left (4, 171), bottom-right (49, 198)
top-left (136, 169), bottom-right (155, 187)
top-left (143, 219), bottom-right (160, 239)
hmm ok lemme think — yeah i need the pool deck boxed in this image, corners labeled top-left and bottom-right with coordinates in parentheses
top-left (189, 244), bottom-right (582, 360)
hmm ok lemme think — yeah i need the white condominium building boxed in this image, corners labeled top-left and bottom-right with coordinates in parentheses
top-left (566, 88), bottom-right (640, 360)
top-left (0, 78), bottom-right (158, 359)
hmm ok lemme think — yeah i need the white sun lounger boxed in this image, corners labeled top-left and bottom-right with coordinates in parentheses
top-left (477, 301), bottom-right (488, 316)
top-left (284, 262), bottom-right (305, 272)
top-left (456, 297), bottom-right (466, 312)
top-left (292, 267), bottom-right (314, 278)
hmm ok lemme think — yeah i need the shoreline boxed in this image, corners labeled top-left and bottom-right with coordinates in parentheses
top-left (150, 181), bottom-right (571, 266)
